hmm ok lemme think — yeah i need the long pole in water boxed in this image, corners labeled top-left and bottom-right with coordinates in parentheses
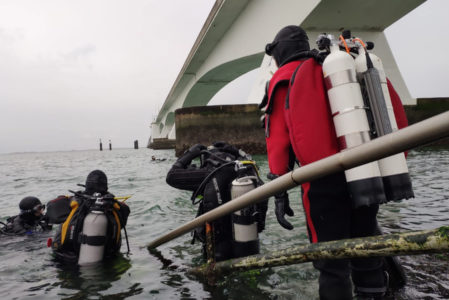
top-left (189, 226), bottom-right (449, 277)
top-left (146, 111), bottom-right (449, 250)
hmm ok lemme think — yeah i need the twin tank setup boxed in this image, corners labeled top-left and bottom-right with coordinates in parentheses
top-left (319, 30), bottom-right (414, 208)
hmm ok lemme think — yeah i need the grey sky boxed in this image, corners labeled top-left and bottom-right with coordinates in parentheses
top-left (0, 0), bottom-right (447, 154)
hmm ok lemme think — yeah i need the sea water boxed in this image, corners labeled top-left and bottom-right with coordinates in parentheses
top-left (0, 147), bottom-right (448, 299)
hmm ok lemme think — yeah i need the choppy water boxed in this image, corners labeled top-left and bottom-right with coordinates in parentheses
top-left (0, 147), bottom-right (448, 299)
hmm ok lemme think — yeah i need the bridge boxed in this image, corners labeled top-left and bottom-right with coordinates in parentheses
top-left (149, 0), bottom-right (425, 145)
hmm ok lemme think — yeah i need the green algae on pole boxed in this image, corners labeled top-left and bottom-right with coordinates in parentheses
top-left (189, 226), bottom-right (449, 277)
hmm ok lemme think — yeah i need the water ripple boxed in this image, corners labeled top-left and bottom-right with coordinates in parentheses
top-left (0, 148), bottom-right (448, 299)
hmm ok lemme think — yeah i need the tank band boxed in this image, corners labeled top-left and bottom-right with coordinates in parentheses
top-left (338, 131), bottom-right (371, 149)
top-left (332, 106), bottom-right (368, 117)
top-left (79, 234), bottom-right (106, 246)
top-left (354, 285), bottom-right (387, 294)
top-left (232, 213), bottom-right (256, 226)
top-left (324, 69), bottom-right (357, 90)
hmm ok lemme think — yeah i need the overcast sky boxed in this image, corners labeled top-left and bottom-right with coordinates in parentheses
top-left (0, 0), bottom-right (447, 154)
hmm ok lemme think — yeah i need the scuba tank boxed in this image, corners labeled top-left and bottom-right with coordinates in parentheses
top-left (189, 144), bottom-right (266, 260)
top-left (78, 194), bottom-right (109, 265)
top-left (321, 34), bottom-right (386, 208)
top-left (230, 176), bottom-right (260, 258)
top-left (49, 189), bottom-right (130, 265)
top-left (354, 43), bottom-right (414, 201)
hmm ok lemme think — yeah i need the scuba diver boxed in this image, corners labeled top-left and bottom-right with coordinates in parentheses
top-left (262, 26), bottom-right (411, 299)
top-left (151, 155), bottom-right (166, 162)
top-left (46, 170), bottom-right (130, 265)
top-left (166, 142), bottom-right (268, 262)
top-left (0, 196), bottom-right (52, 235)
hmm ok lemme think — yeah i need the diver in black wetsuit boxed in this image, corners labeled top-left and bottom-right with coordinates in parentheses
top-left (47, 170), bottom-right (130, 264)
top-left (166, 142), bottom-right (268, 262)
top-left (1, 196), bottom-right (51, 235)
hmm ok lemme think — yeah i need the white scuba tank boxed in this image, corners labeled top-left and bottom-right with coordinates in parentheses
top-left (230, 176), bottom-right (259, 257)
top-left (322, 39), bottom-right (386, 207)
top-left (354, 47), bottom-right (414, 201)
top-left (78, 210), bottom-right (108, 265)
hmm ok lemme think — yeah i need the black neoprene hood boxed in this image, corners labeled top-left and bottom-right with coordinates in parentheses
top-left (85, 170), bottom-right (108, 195)
top-left (266, 25), bottom-right (310, 67)
top-left (19, 196), bottom-right (42, 212)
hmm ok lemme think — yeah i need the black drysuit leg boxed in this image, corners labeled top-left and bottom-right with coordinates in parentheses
top-left (304, 173), bottom-right (385, 300)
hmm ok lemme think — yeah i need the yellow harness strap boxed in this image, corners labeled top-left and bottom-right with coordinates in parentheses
top-left (112, 203), bottom-right (121, 243)
top-left (61, 200), bottom-right (79, 245)
top-left (240, 160), bottom-right (261, 177)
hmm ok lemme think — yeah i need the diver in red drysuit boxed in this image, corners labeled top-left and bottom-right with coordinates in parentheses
top-left (262, 26), bottom-right (409, 300)
top-left (261, 25), bottom-right (314, 230)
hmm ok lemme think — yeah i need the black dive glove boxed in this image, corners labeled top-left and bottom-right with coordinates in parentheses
top-left (174, 144), bottom-right (206, 168)
top-left (274, 191), bottom-right (294, 230)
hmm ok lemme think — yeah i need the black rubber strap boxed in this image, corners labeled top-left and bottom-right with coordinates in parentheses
top-left (79, 234), bottom-right (106, 246)
top-left (355, 285), bottom-right (387, 294)
top-left (232, 240), bottom-right (260, 257)
top-left (285, 61), bottom-right (306, 109)
top-left (232, 213), bottom-right (255, 225)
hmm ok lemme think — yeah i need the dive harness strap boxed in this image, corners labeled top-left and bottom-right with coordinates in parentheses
top-left (191, 161), bottom-right (236, 204)
top-left (61, 200), bottom-right (79, 245)
top-left (285, 50), bottom-right (329, 109)
top-left (285, 60), bottom-right (306, 109)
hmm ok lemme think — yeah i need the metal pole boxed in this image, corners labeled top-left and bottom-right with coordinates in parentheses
top-left (146, 111), bottom-right (449, 250)
top-left (189, 226), bottom-right (449, 277)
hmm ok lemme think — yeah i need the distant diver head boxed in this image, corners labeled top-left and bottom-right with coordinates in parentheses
top-left (85, 170), bottom-right (108, 195)
top-left (265, 25), bottom-right (310, 67)
top-left (19, 196), bottom-right (44, 217)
